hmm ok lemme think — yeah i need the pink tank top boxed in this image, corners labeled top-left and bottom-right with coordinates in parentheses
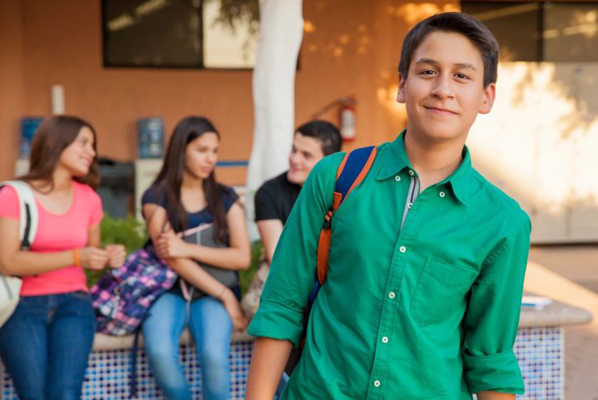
top-left (0, 181), bottom-right (103, 296)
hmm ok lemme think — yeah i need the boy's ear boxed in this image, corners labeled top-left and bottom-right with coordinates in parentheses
top-left (396, 73), bottom-right (407, 104)
top-left (479, 82), bottom-right (496, 115)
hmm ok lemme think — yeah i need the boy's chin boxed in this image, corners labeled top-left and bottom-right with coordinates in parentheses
top-left (287, 170), bottom-right (307, 185)
top-left (410, 122), bottom-right (469, 143)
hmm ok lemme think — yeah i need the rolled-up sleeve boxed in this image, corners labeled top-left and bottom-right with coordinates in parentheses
top-left (462, 213), bottom-right (531, 394)
top-left (247, 154), bottom-right (343, 346)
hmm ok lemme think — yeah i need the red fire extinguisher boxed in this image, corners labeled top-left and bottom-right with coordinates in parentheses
top-left (339, 96), bottom-right (357, 142)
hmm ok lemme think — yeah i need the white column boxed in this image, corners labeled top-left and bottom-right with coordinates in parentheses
top-left (245, 0), bottom-right (304, 233)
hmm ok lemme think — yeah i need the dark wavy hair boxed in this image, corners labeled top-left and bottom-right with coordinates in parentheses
top-left (20, 116), bottom-right (100, 191)
top-left (151, 116), bottom-right (229, 243)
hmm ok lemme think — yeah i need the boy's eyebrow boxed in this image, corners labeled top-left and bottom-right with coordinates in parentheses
top-left (414, 58), bottom-right (477, 71)
top-left (415, 58), bottom-right (440, 66)
top-left (454, 63), bottom-right (477, 71)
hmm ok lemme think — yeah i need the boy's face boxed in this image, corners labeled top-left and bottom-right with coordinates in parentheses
top-left (397, 31), bottom-right (495, 144)
top-left (287, 132), bottom-right (325, 186)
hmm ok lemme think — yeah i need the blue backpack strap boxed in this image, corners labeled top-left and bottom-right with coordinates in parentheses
top-left (130, 328), bottom-right (141, 398)
top-left (286, 145), bottom-right (379, 377)
top-left (317, 145), bottom-right (377, 284)
top-left (335, 146), bottom-right (377, 204)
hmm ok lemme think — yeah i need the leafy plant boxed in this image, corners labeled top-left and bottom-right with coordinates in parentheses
top-left (99, 214), bottom-right (148, 253)
top-left (239, 240), bottom-right (264, 295)
top-left (85, 214), bottom-right (148, 288)
top-left (207, 0), bottom-right (260, 36)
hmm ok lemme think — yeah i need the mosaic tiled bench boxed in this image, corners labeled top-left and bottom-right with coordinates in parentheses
top-left (1, 300), bottom-right (591, 400)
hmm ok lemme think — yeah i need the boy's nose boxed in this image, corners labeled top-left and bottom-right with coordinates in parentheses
top-left (431, 76), bottom-right (454, 99)
top-left (289, 152), bottom-right (300, 165)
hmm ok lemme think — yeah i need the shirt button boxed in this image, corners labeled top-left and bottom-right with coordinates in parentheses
top-left (409, 170), bottom-right (415, 176)
top-left (374, 380), bottom-right (381, 387)
top-left (388, 292), bottom-right (396, 299)
top-left (395, 175), bottom-right (401, 182)
top-left (439, 191), bottom-right (446, 198)
top-left (382, 336), bottom-right (389, 343)
top-left (399, 246), bottom-right (406, 253)
top-left (407, 203), bottom-right (412, 209)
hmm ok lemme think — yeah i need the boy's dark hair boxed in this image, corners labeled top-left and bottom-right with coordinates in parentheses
top-left (398, 12), bottom-right (499, 88)
top-left (295, 120), bottom-right (342, 156)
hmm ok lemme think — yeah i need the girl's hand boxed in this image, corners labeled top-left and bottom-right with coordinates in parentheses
top-left (79, 247), bottom-right (109, 270)
top-left (220, 289), bottom-right (249, 331)
top-left (155, 230), bottom-right (190, 260)
top-left (105, 244), bottom-right (126, 268)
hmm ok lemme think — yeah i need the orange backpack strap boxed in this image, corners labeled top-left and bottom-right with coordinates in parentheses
top-left (316, 146), bottom-right (377, 284)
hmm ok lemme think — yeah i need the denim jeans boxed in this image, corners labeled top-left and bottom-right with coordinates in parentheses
top-left (142, 292), bottom-right (233, 400)
top-left (0, 291), bottom-right (95, 400)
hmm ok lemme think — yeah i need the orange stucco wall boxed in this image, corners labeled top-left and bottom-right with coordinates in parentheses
top-left (0, 0), bottom-right (459, 184)
top-left (0, 0), bottom-right (25, 183)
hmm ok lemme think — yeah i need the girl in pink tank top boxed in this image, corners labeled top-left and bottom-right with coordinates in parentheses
top-left (0, 116), bottom-right (126, 399)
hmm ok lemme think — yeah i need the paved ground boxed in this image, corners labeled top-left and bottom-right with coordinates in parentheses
top-left (527, 245), bottom-right (598, 400)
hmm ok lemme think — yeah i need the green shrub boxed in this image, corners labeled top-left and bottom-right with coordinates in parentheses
top-left (239, 241), bottom-right (264, 294)
top-left (86, 214), bottom-right (147, 288)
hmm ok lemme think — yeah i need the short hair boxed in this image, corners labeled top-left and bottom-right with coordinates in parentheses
top-left (295, 120), bottom-right (342, 156)
top-left (397, 12), bottom-right (499, 88)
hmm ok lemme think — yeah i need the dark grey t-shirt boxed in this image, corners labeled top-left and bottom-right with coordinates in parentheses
top-left (141, 183), bottom-right (239, 300)
top-left (254, 171), bottom-right (301, 226)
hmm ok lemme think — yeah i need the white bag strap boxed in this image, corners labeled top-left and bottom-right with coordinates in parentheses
top-left (0, 181), bottom-right (38, 250)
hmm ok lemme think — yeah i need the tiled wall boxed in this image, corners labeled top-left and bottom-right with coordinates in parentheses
top-left (1, 342), bottom-right (253, 400)
top-left (1, 327), bottom-right (563, 399)
top-left (514, 327), bottom-right (564, 400)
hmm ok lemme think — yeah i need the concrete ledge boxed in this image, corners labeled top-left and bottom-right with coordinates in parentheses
top-left (92, 297), bottom-right (593, 351)
top-left (519, 298), bottom-right (592, 328)
top-left (92, 329), bottom-right (253, 351)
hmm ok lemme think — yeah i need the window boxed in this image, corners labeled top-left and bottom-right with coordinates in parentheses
top-left (461, 1), bottom-right (598, 62)
top-left (102, 0), bottom-right (259, 69)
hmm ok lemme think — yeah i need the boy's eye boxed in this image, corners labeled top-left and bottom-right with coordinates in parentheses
top-left (420, 69), bottom-right (436, 76)
top-left (455, 73), bottom-right (470, 80)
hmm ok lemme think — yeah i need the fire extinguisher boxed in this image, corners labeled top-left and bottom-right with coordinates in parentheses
top-left (339, 96), bottom-right (357, 142)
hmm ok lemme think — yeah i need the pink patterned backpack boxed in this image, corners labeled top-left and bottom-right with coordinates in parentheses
top-left (90, 245), bottom-right (177, 336)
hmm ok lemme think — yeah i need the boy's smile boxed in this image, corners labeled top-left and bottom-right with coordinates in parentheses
top-left (397, 31), bottom-right (495, 145)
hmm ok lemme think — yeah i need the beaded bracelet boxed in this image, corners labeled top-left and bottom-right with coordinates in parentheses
top-left (73, 247), bottom-right (80, 267)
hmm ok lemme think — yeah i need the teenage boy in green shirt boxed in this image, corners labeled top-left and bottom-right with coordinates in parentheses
top-left (246, 12), bottom-right (530, 400)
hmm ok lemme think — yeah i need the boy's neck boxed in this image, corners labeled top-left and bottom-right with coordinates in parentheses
top-left (404, 130), bottom-right (466, 192)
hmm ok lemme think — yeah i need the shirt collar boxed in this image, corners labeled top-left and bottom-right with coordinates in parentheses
top-left (376, 130), bottom-right (472, 205)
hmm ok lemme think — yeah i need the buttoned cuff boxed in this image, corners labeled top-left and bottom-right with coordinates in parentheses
top-left (463, 348), bottom-right (524, 394)
top-left (247, 300), bottom-right (305, 347)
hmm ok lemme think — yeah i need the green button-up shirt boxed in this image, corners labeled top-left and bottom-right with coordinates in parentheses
top-left (248, 132), bottom-right (531, 400)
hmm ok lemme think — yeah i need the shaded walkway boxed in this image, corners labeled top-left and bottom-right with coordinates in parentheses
top-left (527, 246), bottom-right (598, 400)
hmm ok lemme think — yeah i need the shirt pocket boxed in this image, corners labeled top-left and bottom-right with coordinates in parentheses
top-left (409, 258), bottom-right (478, 327)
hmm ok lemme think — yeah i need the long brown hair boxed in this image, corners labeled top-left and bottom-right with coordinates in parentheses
top-left (20, 116), bottom-right (100, 190)
top-left (151, 116), bottom-right (230, 243)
